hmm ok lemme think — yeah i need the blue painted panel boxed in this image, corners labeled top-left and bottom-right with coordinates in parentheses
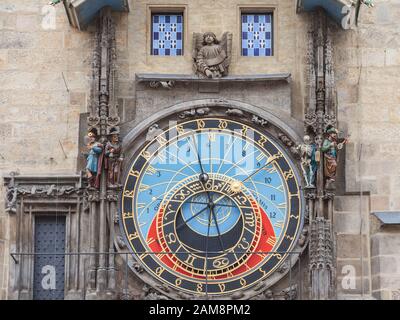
top-left (241, 13), bottom-right (273, 56)
top-left (152, 14), bottom-right (184, 56)
top-left (299, 0), bottom-right (350, 26)
top-left (373, 212), bottom-right (400, 225)
top-left (73, 0), bottom-right (129, 29)
top-left (33, 216), bottom-right (66, 300)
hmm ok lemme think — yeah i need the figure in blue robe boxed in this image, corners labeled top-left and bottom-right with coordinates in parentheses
top-left (85, 131), bottom-right (104, 188)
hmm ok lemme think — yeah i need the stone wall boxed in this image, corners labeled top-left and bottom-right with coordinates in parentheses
top-left (119, 0), bottom-right (310, 123)
top-left (333, 0), bottom-right (400, 299)
top-left (0, 0), bottom-right (400, 299)
top-left (0, 0), bottom-right (94, 299)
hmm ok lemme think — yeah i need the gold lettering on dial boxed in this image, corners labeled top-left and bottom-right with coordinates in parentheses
top-left (166, 233), bottom-right (177, 244)
top-left (212, 257), bottom-right (230, 269)
top-left (184, 255), bottom-right (196, 267)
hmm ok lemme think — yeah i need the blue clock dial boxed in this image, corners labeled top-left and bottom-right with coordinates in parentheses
top-left (121, 118), bottom-right (303, 296)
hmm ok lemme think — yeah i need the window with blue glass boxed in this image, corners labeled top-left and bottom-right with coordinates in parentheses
top-left (241, 13), bottom-right (273, 56)
top-left (152, 13), bottom-right (183, 56)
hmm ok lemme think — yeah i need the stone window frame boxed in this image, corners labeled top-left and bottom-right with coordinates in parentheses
top-left (146, 5), bottom-right (188, 59)
top-left (237, 5), bottom-right (279, 60)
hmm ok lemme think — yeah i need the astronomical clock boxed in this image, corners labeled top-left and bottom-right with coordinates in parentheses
top-left (118, 105), bottom-right (306, 299)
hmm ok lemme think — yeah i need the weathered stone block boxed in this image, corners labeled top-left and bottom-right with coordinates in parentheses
top-left (333, 212), bottom-right (367, 235)
top-left (371, 233), bottom-right (400, 256)
top-left (0, 31), bottom-right (34, 49)
top-left (370, 195), bottom-right (390, 212)
top-left (69, 92), bottom-right (86, 106)
top-left (336, 234), bottom-right (368, 259)
top-left (371, 256), bottom-right (398, 275)
top-left (372, 275), bottom-right (400, 291)
top-left (386, 48), bottom-right (400, 66)
top-left (16, 14), bottom-right (40, 32)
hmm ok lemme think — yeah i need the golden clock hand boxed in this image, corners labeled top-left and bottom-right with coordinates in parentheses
top-left (242, 156), bottom-right (278, 183)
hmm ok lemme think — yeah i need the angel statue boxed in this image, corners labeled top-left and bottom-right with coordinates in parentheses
top-left (297, 135), bottom-right (319, 188)
top-left (193, 31), bottom-right (232, 78)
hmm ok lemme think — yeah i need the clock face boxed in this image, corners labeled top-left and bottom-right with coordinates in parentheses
top-left (120, 117), bottom-right (303, 296)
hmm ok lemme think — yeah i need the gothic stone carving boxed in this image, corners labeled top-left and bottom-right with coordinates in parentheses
top-left (193, 32), bottom-right (232, 78)
top-left (178, 107), bottom-right (210, 119)
top-left (149, 80), bottom-right (175, 90)
top-left (251, 115), bottom-right (268, 127)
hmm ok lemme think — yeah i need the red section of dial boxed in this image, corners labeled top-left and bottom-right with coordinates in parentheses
top-left (145, 203), bottom-right (276, 280)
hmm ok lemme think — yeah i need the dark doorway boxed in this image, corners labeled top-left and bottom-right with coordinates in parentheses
top-left (33, 216), bottom-right (66, 300)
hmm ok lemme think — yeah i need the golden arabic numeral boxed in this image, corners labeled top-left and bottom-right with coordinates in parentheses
top-left (177, 125), bottom-right (185, 136)
top-left (240, 278), bottom-right (247, 286)
top-left (259, 268), bottom-right (267, 277)
top-left (218, 284), bottom-right (226, 292)
top-left (241, 125), bottom-right (248, 136)
top-left (175, 278), bottom-right (182, 286)
top-left (283, 170), bottom-right (294, 180)
top-left (155, 267), bottom-right (165, 276)
top-left (257, 136), bottom-right (268, 147)
top-left (197, 120), bottom-right (206, 129)
top-left (218, 120), bottom-right (228, 129)
top-left (197, 283), bottom-right (203, 293)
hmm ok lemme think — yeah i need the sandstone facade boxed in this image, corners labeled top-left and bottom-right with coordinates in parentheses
top-left (0, 0), bottom-right (399, 300)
